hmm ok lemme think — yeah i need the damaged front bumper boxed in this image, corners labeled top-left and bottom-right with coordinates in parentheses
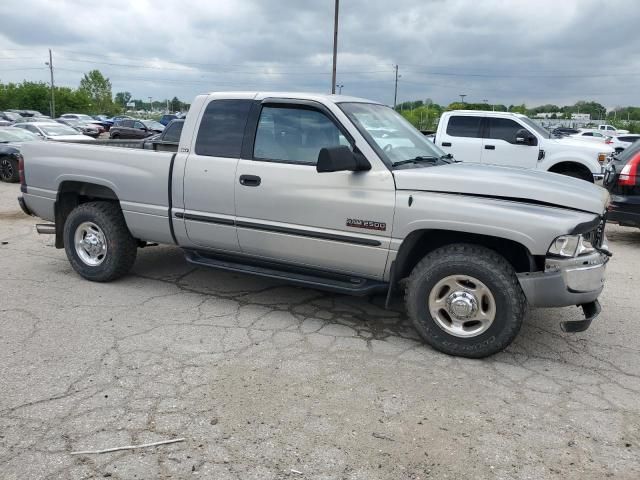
top-left (517, 250), bottom-right (609, 332)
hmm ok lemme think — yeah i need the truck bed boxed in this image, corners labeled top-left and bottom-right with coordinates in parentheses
top-left (21, 140), bottom-right (175, 244)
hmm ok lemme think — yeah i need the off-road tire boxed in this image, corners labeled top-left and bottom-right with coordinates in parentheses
top-left (405, 243), bottom-right (526, 358)
top-left (0, 156), bottom-right (19, 183)
top-left (63, 201), bottom-right (137, 282)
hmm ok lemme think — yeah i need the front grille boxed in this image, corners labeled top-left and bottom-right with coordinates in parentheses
top-left (587, 215), bottom-right (606, 248)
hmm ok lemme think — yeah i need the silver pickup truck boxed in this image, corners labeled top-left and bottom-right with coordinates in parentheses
top-left (17, 92), bottom-right (611, 358)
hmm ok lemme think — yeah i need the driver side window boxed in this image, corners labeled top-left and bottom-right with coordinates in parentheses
top-left (253, 106), bottom-right (349, 165)
top-left (487, 118), bottom-right (531, 144)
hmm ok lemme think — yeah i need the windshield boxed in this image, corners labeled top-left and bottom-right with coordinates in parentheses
top-left (3, 112), bottom-right (22, 121)
top-left (0, 128), bottom-right (40, 142)
top-left (143, 120), bottom-right (164, 130)
top-left (519, 117), bottom-right (552, 138)
top-left (40, 124), bottom-right (81, 136)
top-left (339, 102), bottom-right (447, 167)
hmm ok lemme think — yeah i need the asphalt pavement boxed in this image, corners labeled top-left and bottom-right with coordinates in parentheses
top-left (1, 181), bottom-right (639, 479)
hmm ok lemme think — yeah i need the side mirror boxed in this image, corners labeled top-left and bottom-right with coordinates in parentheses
top-left (514, 129), bottom-right (536, 146)
top-left (316, 146), bottom-right (371, 173)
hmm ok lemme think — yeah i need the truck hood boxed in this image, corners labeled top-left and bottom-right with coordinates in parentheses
top-left (393, 163), bottom-right (609, 214)
top-left (551, 136), bottom-right (613, 153)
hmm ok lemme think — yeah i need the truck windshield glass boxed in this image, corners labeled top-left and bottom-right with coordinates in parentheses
top-left (339, 102), bottom-right (446, 167)
top-left (519, 117), bottom-right (552, 139)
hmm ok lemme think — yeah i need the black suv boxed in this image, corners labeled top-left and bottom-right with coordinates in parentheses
top-left (603, 139), bottom-right (640, 228)
top-left (109, 119), bottom-right (164, 139)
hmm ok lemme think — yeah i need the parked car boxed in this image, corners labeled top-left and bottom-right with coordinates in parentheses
top-left (551, 127), bottom-right (580, 137)
top-left (606, 134), bottom-right (640, 153)
top-left (91, 115), bottom-right (114, 130)
top-left (109, 119), bottom-right (164, 139)
top-left (143, 119), bottom-right (183, 151)
top-left (13, 116), bottom-right (57, 124)
top-left (159, 114), bottom-right (178, 126)
top-left (434, 111), bottom-right (613, 182)
top-left (603, 141), bottom-right (640, 228)
top-left (598, 124), bottom-right (629, 135)
top-left (59, 113), bottom-right (107, 133)
top-left (8, 109), bottom-right (43, 117)
top-left (1, 111), bottom-right (23, 123)
top-left (55, 118), bottom-right (101, 138)
top-left (18, 92), bottom-right (610, 358)
top-left (0, 127), bottom-right (41, 182)
top-left (13, 122), bottom-right (96, 141)
top-left (569, 129), bottom-right (611, 144)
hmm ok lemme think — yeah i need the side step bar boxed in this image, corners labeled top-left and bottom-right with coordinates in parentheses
top-left (36, 224), bottom-right (56, 235)
top-left (184, 249), bottom-right (387, 296)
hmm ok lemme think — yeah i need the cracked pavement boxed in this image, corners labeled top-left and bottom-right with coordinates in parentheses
top-left (0, 182), bottom-right (639, 479)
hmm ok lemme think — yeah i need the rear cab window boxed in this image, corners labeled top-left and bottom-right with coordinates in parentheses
top-left (446, 116), bottom-right (482, 138)
top-left (195, 99), bottom-right (252, 157)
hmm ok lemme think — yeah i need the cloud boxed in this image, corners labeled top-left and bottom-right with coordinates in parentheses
top-left (0, 0), bottom-right (639, 108)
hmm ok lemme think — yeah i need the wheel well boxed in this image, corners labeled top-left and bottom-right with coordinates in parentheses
top-left (54, 181), bottom-right (120, 248)
top-left (394, 230), bottom-right (540, 280)
top-left (548, 162), bottom-right (593, 182)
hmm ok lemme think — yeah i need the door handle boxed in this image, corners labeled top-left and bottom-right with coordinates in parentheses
top-left (239, 174), bottom-right (261, 187)
top-left (442, 142), bottom-right (452, 147)
top-left (484, 145), bottom-right (495, 150)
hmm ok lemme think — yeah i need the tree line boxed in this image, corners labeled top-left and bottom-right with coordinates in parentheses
top-left (0, 69), bottom-right (190, 116)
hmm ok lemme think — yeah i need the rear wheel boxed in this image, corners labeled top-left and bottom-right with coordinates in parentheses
top-left (63, 201), bottom-right (137, 282)
top-left (0, 156), bottom-right (19, 183)
top-left (110, 133), bottom-right (120, 139)
top-left (405, 244), bottom-right (526, 358)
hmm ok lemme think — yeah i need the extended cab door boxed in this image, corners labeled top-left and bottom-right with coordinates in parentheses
top-left (234, 100), bottom-right (395, 279)
top-left (180, 98), bottom-right (254, 253)
top-left (481, 117), bottom-right (539, 169)
top-left (438, 114), bottom-right (483, 163)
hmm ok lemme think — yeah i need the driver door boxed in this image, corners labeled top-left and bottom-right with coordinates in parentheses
top-left (234, 101), bottom-right (395, 279)
top-left (481, 117), bottom-right (539, 169)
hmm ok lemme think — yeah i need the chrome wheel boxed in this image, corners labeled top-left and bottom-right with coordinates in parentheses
top-left (428, 274), bottom-right (496, 338)
top-left (74, 221), bottom-right (107, 266)
top-left (0, 158), bottom-right (13, 181)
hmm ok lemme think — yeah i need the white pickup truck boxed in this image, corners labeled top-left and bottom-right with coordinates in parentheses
top-left (434, 110), bottom-right (613, 182)
top-left (598, 124), bottom-right (629, 135)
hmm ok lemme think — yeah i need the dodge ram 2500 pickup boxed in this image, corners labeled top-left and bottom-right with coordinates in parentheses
top-left (17, 92), bottom-right (611, 358)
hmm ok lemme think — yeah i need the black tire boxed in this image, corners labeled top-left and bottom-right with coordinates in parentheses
top-left (0, 156), bottom-right (19, 183)
top-left (405, 243), bottom-right (526, 358)
top-left (110, 133), bottom-right (120, 139)
top-left (63, 201), bottom-right (137, 282)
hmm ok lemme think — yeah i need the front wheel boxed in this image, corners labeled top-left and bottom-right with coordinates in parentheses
top-left (0, 156), bottom-right (19, 183)
top-left (405, 244), bottom-right (526, 358)
top-left (63, 201), bottom-right (137, 282)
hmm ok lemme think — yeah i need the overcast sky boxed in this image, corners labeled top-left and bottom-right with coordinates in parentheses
top-left (1, 0), bottom-right (639, 108)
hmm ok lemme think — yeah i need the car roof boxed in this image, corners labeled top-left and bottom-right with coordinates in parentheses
top-left (446, 110), bottom-right (527, 118)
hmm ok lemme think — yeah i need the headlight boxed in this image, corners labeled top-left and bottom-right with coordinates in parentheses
top-left (548, 234), bottom-right (595, 257)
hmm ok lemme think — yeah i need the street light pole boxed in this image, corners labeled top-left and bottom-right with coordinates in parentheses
top-left (46, 49), bottom-right (55, 118)
top-left (331, 0), bottom-right (339, 94)
top-left (148, 97), bottom-right (153, 112)
top-left (336, 84), bottom-right (344, 95)
top-left (393, 65), bottom-right (399, 108)
top-left (459, 94), bottom-right (467, 104)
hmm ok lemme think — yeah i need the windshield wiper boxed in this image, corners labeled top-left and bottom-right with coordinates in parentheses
top-left (392, 155), bottom-right (440, 167)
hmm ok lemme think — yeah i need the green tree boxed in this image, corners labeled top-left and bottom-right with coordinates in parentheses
top-left (79, 70), bottom-right (113, 113)
top-left (170, 96), bottom-right (181, 112)
top-left (114, 91), bottom-right (132, 108)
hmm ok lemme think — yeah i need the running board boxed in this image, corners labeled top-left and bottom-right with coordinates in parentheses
top-left (183, 250), bottom-right (387, 296)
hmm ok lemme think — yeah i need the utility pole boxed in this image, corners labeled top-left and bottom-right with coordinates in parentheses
top-left (331, 0), bottom-right (339, 94)
top-left (46, 49), bottom-right (55, 118)
top-left (459, 94), bottom-right (467, 104)
top-left (393, 65), bottom-right (399, 108)
top-left (148, 97), bottom-right (153, 112)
